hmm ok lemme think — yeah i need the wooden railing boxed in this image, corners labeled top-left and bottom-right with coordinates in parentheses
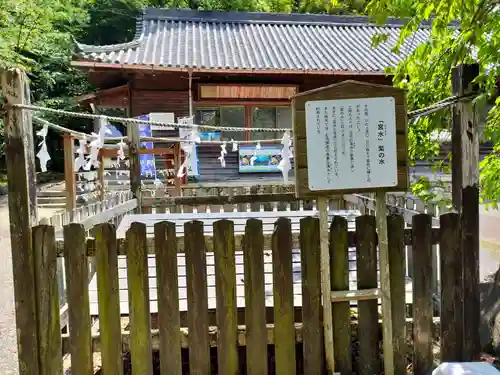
top-left (31, 211), bottom-right (465, 375)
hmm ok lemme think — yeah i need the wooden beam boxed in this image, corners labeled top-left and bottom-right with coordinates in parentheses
top-left (127, 122), bottom-right (141, 208)
top-left (1, 68), bottom-right (40, 375)
top-left (451, 64), bottom-right (480, 361)
top-left (63, 134), bottom-right (76, 213)
top-left (99, 147), bottom-right (175, 158)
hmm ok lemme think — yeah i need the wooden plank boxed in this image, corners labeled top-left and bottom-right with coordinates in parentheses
top-left (2, 68), bottom-right (40, 375)
top-left (63, 134), bottom-right (76, 213)
top-left (375, 191), bottom-right (394, 375)
top-left (142, 190), bottom-right (153, 214)
top-left (95, 223), bottom-right (123, 375)
top-left (182, 188), bottom-right (193, 214)
top-left (33, 225), bottom-right (62, 375)
top-left (355, 216), bottom-right (380, 375)
top-left (244, 219), bottom-right (268, 375)
top-left (300, 217), bottom-right (322, 375)
top-left (213, 220), bottom-right (238, 375)
top-left (185, 221), bottom-right (210, 374)
top-left (126, 223), bottom-right (153, 374)
top-left (64, 223), bottom-right (92, 375)
top-left (275, 185), bottom-right (287, 211)
top-left (154, 221), bottom-right (182, 375)
top-left (439, 213), bottom-right (463, 362)
top-left (412, 214), bottom-right (433, 374)
top-left (263, 185), bottom-right (274, 211)
top-left (387, 214), bottom-right (407, 375)
top-left (330, 216), bottom-right (352, 373)
top-left (237, 187), bottom-right (247, 212)
top-left (462, 186), bottom-right (480, 360)
top-left (155, 189), bottom-right (166, 213)
top-left (318, 197), bottom-right (335, 373)
top-left (127, 122), bottom-right (141, 207)
top-left (250, 186), bottom-right (260, 212)
top-left (272, 217), bottom-right (296, 375)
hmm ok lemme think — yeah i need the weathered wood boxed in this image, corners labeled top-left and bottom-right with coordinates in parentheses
top-left (300, 217), bottom-right (323, 375)
top-left (33, 225), bottom-right (62, 375)
top-left (142, 190), bottom-right (153, 214)
top-left (375, 191), bottom-right (395, 375)
top-left (243, 219), bottom-right (268, 375)
top-left (263, 185), bottom-right (274, 211)
top-left (184, 221), bottom-right (210, 374)
top-left (355, 215), bottom-right (380, 375)
top-left (1, 68), bottom-right (40, 375)
top-left (154, 221), bottom-right (181, 375)
top-left (64, 224), bottom-right (92, 375)
top-left (439, 213), bottom-right (463, 362)
top-left (237, 187), bottom-right (247, 212)
top-left (95, 224), bottom-right (123, 375)
top-left (387, 214), bottom-right (407, 374)
top-left (451, 64), bottom-right (479, 212)
top-left (329, 216), bottom-right (352, 373)
top-left (126, 222), bottom-right (153, 375)
top-left (127, 122), bottom-right (141, 208)
top-left (412, 214), bottom-right (433, 374)
top-left (250, 186), bottom-right (260, 212)
top-left (63, 134), bottom-right (76, 213)
top-left (462, 186), bottom-right (480, 360)
top-left (272, 217), bottom-right (296, 375)
top-left (155, 189), bottom-right (166, 213)
top-left (318, 197), bottom-right (335, 374)
top-left (213, 220), bottom-right (238, 375)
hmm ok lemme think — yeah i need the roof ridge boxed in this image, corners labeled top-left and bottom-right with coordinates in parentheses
top-left (141, 8), bottom-right (429, 28)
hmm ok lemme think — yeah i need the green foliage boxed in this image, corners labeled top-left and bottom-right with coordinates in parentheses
top-left (366, 0), bottom-right (500, 204)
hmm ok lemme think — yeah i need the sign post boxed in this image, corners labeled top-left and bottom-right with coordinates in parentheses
top-left (292, 80), bottom-right (408, 375)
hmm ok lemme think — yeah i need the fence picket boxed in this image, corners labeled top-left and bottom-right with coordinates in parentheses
top-left (185, 221), bottom-right (210, 375)
top-left (95, 223), bottom-right (123, 375)
top-left (355, 216), bottom-right (380, 375)
top-left (155, 189), bottom-right (166, 213)
top-left (154, 221), bottom-right (182, 375)
top-left (412, 214), bottom-right (434, 374)
top-left (213, 220), bottom-right (238, 375)
top-left (263, 186), bottom-right (274, 212)
top-left (439, 213), bottom-right (463, 362)
top-left (33, 225), bottom-right (63, 375)
top-left (300, 217), bottom-right (322, 375)
top-left (243, 219), bottom-right (268, 375)
top-left (330, 216), bottom-right (352, 373)
top-left (126, 222), bottom-right (153, 375)
top-left (272, 217), bottom-right (296, 375)
top-left (64, 223), bottom-right (93, 375)
top-left (387, 215), bottom-right (407, 374)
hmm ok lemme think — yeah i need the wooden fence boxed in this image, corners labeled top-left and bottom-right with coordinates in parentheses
top-left (30, 211), bottom-right (465, 375)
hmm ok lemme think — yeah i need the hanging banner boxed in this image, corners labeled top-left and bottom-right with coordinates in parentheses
top-left (137, 115), bottom-right (156, 178)
top-left (179, 120), bottom-right (200, 178)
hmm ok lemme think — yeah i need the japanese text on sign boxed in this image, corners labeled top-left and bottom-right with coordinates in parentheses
top-left (305, 97), bottom-right (398, 191)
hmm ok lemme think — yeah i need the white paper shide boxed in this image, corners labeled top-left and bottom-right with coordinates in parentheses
top-left (305, 97), bottom-right (398, 191)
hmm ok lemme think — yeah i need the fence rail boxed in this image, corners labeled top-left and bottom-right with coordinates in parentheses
top-left (33, 212), bottom-right (463, 375)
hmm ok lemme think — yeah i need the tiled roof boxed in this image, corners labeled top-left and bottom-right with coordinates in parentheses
top-left (74, 8), bottom-right (431, 74)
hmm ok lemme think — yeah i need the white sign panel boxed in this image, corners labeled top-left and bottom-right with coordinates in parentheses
top-left (305, 97), bottom-right (398, 191)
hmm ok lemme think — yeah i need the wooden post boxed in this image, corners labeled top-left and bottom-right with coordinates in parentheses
top-left (375, 190), bottom-right (395, 374)
top-left (127, 122), bottom-right (141, 211)
top-left (318, 196), bottom-right (335, 373)
top-left (174, 142), bottom-right (182, 196)
top-left (1, 68), bottom-right (40, 375)
top-left (63, 134), bottom-right (76, 212)
top-left (451, 64), bottom-right (480, 360)
top-left (97, 116), bottom-right (106, 201)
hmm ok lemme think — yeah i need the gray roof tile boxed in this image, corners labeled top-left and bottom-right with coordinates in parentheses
top-left (75, 8), bottom-right (431, 73)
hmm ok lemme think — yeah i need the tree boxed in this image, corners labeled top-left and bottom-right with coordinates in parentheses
top-left (361, 0), bottom-right (500, 204)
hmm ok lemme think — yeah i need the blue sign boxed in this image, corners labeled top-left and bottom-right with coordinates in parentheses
top-left (137, 115), bottom-right (156, 178)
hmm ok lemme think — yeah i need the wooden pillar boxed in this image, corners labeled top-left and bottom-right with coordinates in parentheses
top-left (63, 134), bottom-right (76, 213)
top-left (127, 122), bottom-right (141, 210)
top-left (98, 151), bottom-right (105, 201)
top-left (451, 63), bottom-right (480, 360)
top-left (1, 68), bottom-right (40, 375)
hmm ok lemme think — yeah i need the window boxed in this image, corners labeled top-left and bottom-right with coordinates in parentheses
top-left (251, 106), bottom-right (291, 141)
top-left (194, 106), bottom-right (245, 141)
